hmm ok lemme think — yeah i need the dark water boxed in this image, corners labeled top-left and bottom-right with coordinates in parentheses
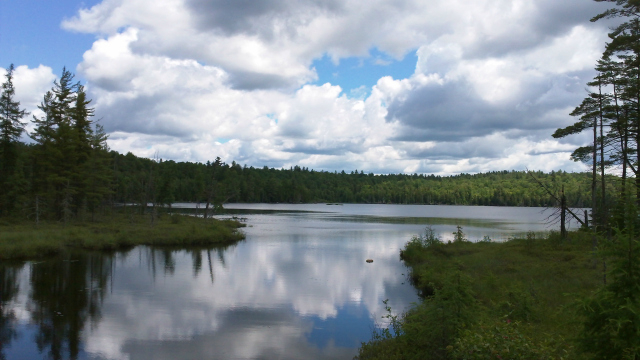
top-left (0, 204), bottom-right (558, 359)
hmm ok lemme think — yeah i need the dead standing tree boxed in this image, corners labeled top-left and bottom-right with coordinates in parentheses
top-left (527, 170), bottom-right (586, 240)
top-left (203, 157), bottom-right (221, 219)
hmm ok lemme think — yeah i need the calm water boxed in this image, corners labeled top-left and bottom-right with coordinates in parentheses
top-left (0, 204), bottom-right (559, 359)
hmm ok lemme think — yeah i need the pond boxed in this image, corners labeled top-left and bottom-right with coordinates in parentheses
top-left (0, 204), bottom-right (560, 359)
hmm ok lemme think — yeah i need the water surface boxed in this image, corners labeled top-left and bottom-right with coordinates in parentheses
top-left (1, 204), bottom-right (558, 359)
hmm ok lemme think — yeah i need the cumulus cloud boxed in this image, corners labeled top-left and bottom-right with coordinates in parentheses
top-left (8, 65), bottom-right (56, 113)
top-left (385, 24), bottom-right (606, 146)
top-left (51, 0), bottom-right (618, 174)
top-left (2, 64), bottom-right (57, 139)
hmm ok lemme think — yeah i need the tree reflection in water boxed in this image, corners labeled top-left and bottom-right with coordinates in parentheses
top-left (2, 243), bottom-right (235, 360)
top-left (29, 252), bottom-right (113, 360)
top-left (0, 264), bottom-right (22, 360)
top-left (142, 244), bottom-right (231, 281)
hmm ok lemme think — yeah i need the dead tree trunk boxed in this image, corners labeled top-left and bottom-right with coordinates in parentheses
top-left (561, 186), bottom-right (567, 241)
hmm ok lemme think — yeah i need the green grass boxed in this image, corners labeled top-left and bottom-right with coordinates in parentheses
top-left (357, 230), bottom-right (605, 359)
top-left (0, 213), bottom-right (245, 260)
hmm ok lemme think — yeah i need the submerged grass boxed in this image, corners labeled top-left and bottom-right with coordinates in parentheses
top-left (0, 213), bottom-right (245, 260)
top-left (358, 230), bottom-right (604, 359)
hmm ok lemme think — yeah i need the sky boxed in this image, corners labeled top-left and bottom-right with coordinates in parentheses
top-left (0, 0), bottom-right (619, 175)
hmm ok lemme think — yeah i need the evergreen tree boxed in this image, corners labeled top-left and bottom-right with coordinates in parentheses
top-left (70, 85), bottom-right (95, 215)
top-left (30, 91), bottom-right (57, 217)
top-left (29, 68), bottom-right (110, 221)
top-left (82, 124), bottom-right (112, 220)
top-left (0, 64), bottom-right (28, 215)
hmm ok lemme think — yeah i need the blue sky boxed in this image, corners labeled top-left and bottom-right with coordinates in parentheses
top-left (1, 0), bottom-right (415, 93)
top-left (0, 0), bottom-right (615, 175)
top-left (312, 49), bottom-right (417, 96)
top-left (0, 0), bottom-right (100, 78)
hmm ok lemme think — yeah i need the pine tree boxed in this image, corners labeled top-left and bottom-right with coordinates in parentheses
top-left (30, 90), bottom-right (56, 216)
top-left (29, 68), bottom-right (89, 220)
top-left (70, 85), bottom-right (95, 216)
top-left (82, 124), bottom-right (112, 220)
top-left (0, 64), bottom-right (29, 215)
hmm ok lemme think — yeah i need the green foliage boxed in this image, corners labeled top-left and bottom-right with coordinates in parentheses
top-left (577, 232), bottom-right (640, 359)
top-left (24, 67), bottom-right (113, 221)
top-left (360, 299), bottom-right (405, 348)
top-left (0, 64), bottom-right (27, 144)
top-left (357, 271), bottom-right (477, 360)
top-left (0, 212), bottom-right (245, 260)
top-left (454, 225), bottom-right (468, 243)
top-left (400, 225), bottom-right (442, 262)
top-left (108, 156), bottom-right (594, 208)
top-left (497, 288), bottom-right (539, 323)
top-left (565, 4), bottom-right (640, 354)
top-left (452, 320), bottom-right (558, 360)
top-left (360, 230), bottom-right (603, 359)
top-left (0, 64), bottom-right (29, 216)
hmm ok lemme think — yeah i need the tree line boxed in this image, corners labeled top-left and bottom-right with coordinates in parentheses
top-left (0, 64), bottom-right (598, 224)
top-left (111, 155), bottom-right (596, 208)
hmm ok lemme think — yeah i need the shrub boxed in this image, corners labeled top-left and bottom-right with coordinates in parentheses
top-left (454, 225), bottom-right (468, 243)
top-left (400, 226), bottom-right (441, 261)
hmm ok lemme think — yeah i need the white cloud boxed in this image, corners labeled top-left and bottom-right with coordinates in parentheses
top-left (10, 65), bottom-right (56, 113)
top-left (74, 219), bottom-right (421, 359)
top-left (48, 0), bottom-right (618, 174)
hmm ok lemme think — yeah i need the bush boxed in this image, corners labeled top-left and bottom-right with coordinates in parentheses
top-left (454, 225), bottom-right (468, 243)
top-left (400, 226), bottom-right (442, 261)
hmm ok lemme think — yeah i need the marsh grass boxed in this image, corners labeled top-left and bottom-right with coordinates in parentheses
top-left (0, 213), bottom-right (245, 260)
top-left (358, 230), bottom-right (603, 359)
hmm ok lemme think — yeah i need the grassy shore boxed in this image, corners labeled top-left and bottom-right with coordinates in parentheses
top-left (357, 229), bottom-right (604, 359)
top-left (0, 213), bottom-right (245, 260)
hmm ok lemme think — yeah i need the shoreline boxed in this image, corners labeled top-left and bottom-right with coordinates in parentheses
top-left (0, 213), bottom-right (245, 261)
top-left (357, 230), bottom-right (602, 359)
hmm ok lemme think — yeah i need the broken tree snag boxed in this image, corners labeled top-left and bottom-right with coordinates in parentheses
top-left (526, 169), bottom-right (586, 228)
